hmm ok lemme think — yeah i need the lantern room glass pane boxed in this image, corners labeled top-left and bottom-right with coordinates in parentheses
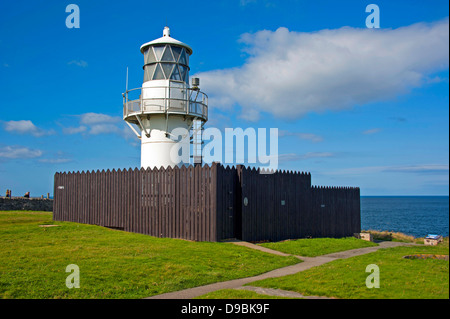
top-left (161, 63), bottom-right (174, 79)
top-left (161, 46), bottom-right (175, 62)
top-left (143, 64), bottom-right (156, 82)
top-left (143, 70), bottom-right (148, 82)
top-left (153, 63), bottom-right (165, 80)
top-left (144, 49), bottom-right (149, 64)
top-left (153, 45), bottom-right (165, 61)
top-left (170, 65), bottom-right (181, 81)
top-left (146, 48), bottom-right (156, 64)
top-left (171, 46), bottom-right (182, 62)
top-left (178, 48), bottom-right (187, 65)
top-left (179, 65), bottom-right (188, 82)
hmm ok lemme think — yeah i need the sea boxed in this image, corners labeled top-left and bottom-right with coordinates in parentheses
top-left (360, 196), bottom-right (449, 238)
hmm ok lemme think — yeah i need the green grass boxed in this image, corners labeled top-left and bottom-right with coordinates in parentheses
top-left (0, 211), bottom-right (299, 299)
top-left (259, 237), bottom-right (379, 257)
top-left (249, 242), bottom-right (449, 299)
top-left (195, 289), bottom-right (300, 299)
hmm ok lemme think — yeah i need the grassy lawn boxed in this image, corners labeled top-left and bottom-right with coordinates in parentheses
top-left (0, 211), bottom-right (299, 299)
top-left (249, 242), bottom-right (449, 299)
top-left (259, 237), bottom-right (378, 257)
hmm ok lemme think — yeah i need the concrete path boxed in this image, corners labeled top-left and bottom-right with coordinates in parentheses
top-left (236, 286), bottom-right (332, 299)
top-left (229, 240), bottom-right (293, 257)
top-left (146, 241), bottom-right (412, 299)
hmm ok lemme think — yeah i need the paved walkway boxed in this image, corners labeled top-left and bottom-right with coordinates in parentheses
top-left (146, 241), bottom-right (413, 299)
top-left (236, 286), bottom-right (332, 299)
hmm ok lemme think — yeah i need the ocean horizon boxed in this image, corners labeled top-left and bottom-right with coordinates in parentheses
top-left (360, 195), bottom-right (449, 238)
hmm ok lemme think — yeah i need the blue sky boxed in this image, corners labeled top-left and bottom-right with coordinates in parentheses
top-left (0, 0), bottom-right (448, 197)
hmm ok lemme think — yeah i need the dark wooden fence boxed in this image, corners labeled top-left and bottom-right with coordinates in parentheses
top-left (53, 163), bottom-right (360, 242)
top-left (309, 186), bottom-right (361, 239)
top-left (235, 167), bottom-right (360, 241)
top-left (238, 166), bottom-right (312, 242)
top-left (54, 165), bottom-right (218, 241)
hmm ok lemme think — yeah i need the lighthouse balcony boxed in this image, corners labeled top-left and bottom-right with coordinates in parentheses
top-left (123, 86), bottom-right (208, 123)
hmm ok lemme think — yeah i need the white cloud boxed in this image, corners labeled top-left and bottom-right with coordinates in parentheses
top-left (79, 113), bottom-right (121, 125)
top-left (279, 152), bottom-right (335, 163)
top-left (383, 164), bottom-right (449, 174)
top-left (296, 133), bottom-right (323, 143)
top-left (389, 117), bottom-right (407, 123)
top-left (240, 0), bottom-right (257, 6)
top-left (239, 0), bottom-right (275, 7)
top-left (324, 164), bottom-right (449, 176)
top-left (302, 152), bottom-right (334, 159)
top-left (363, 128), bottom-right (381, 135)
top-left (63, 126), bottom-right (87, 134)
top-left (37, 151), bottom-right (72, 164)
top-left (89, 123), bottom-right (122, 135)
top-left (196, 18), bottom-right (449, 121)
top-left (0, 146), bottom-right (43, 159)
top-left (62, 113), bottom-right (122, 135)
top-left (62, 113), bottom-right (134, 140)
top-left (68, 60), bottom-right (88, 67)
top-left (38, 158), bottom-right (72, 164)
top-left (279, 130), bottom-right (323, 142)
top-left (3, 120), bottom-right (55, 137)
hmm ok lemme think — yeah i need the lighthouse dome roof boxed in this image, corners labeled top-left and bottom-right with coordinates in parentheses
top-left (140, 27), bottom-right (193, 55)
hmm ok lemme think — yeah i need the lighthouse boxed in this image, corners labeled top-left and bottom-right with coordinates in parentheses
top-left (123, 27), bottom-right (208, 169)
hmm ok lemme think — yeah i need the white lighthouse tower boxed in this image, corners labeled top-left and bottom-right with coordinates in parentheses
top-left (123, 27), bottom-right (208, 169)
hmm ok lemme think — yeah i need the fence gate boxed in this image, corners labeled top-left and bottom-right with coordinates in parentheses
top-left (215, 166), bottom-right (242, 240)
